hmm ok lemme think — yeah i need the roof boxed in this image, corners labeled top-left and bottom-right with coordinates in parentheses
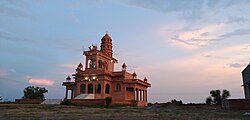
top-left (101, 33), bottom-right (112, 41)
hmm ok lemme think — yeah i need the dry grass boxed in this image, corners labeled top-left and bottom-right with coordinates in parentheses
top-left (0, 104), bottom-right (249, 120)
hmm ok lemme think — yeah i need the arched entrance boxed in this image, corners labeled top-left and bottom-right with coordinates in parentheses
top-left (88, 84), bottom-right (93, 93)
top-left (80, 84), bottom-right (86, 93)
top-left (105, 84), bottom-right (110, 94)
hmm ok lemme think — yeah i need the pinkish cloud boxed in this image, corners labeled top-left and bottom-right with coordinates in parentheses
top-left (28, 79), bottom-right (54, 86)
top-left (135, 44), bottom-right (249, 103)
top-left (0, 68), bottom-right (7, 76)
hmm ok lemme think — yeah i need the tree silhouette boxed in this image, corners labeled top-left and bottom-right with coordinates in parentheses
top-left (206, 96), bottom-right (212, 105)
top-left (206, 89), bottom-right (230, 105)
top-left (22, 86), bottom-right (48, 100)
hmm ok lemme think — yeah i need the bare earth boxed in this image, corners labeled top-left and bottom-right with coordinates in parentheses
top-left (0, 104), bottom-right (249, 120)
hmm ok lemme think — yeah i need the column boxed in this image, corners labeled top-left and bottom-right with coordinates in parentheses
top-left (134, 88), bottom-right (136, 100)
top-left (142, 90), bottom-right (145, 101)
top-left (85, 58), bottom-right (88, 68)
top-left (86, 83), bottom-right (88, 94)
top-left (145, 90), bottom-right (147, 102)
top-left (140, 89), bottom-right (142, 101)
top-left (93, 84), bottom-right (96, 94)
top-left (65, 89), bottom-right (68, 99)
top-left (71, 90), bottom-right (74, 99)
top-left (136, 88), bottom-right (139, 101)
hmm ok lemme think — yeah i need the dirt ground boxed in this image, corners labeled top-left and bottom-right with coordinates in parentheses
top-left (0, 104), bottom-right (249, 120)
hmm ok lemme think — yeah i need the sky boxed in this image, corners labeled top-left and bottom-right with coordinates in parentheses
top-left (0, 0), bottom-right (250, 103)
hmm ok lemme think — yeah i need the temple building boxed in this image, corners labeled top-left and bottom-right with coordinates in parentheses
top-left (62, 33), bottom-right (151, 106)
top-left (242, 63), bottom-right (250, 99)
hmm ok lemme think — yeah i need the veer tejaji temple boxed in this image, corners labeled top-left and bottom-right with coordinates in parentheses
top-left (63, 33), bottom-right (151, 107)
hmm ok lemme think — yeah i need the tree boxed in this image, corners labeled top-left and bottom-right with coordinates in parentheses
top-left (206, 97), bottom-right (212, 105)
top-left (0, 96), bottom-right (2, 102)
top-left (22, 86), bottom-right (48, 100)
top-left (206, 89), bottom-right (230, 105)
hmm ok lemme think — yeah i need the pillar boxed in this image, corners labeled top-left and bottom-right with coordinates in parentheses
top-left (134, 88), bottom-right (136, 100)
top-left (145, 90), bottom-right (147, 102)
top-left (93, 83), bottom-right (96, 94)
top-left (65, 89), bottom-right (68, 99)
top-left (136, 88), bottom-right (139, 101)
top-left (142, 90), bottom-right (145, 101)
top-left (140, 89), bottom-right (142, 101)
top-left (71, 90), bottom-right (74, 99)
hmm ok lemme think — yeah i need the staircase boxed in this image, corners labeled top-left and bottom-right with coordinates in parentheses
top-left (41, 99), bottom-right (62, 105)
top-left (74, 94), bottom-right (95, 99)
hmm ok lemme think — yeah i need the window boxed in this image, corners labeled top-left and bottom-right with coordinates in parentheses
top-left (96, 84), bottom-right (101, 94)
top-left (88, 84), bottom-right (93, 93)
top-left (116, 84), bottom-right (121, 91)
top-left (80, 84), bottom-right (86, 93)
top-left (105, 84), bottom-right (110, 94)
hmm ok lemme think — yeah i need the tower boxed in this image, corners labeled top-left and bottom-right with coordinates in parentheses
top-left (100, 33), bottom-right (113, 57)
top-left (83, 33), bottom-right (117, 72)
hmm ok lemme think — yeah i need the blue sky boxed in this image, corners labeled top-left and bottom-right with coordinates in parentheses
top-left (1, 0), bottom-right (250, 103)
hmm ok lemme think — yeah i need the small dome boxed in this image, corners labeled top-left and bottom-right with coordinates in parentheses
top-left (66, 76), bottom-right (71, 81)
top-left (132, 72), bottom-right (137, 77)
top-left (78, 62), bottom-right (83, 67)
top-left (144, 77), bottom-right (148, 82)
top-left (101, 33), bottom-right (112, 42)
top-left (122, 63), bottom-right (127, 68)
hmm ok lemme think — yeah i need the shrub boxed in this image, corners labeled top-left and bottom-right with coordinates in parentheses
top-left (61, 99), bottom-right (71, 105)
top-left (206, 97), bottom-right (212, 105)
top-left (171, 99), bottom-right (183, 105)
top-left (147, 102), bottom-right (153, 106)
top-left (105, 97), bottom-right (112, 107)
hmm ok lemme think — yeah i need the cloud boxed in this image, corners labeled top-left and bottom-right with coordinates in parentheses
top-left (219, 28), bottom-right (250, 39)
top-left (124, 0), bottom-right (250, 20)
top-left (224, 16), bottom-right (249, 24)
top-left (170, 26), bottom-right (250, 48)
top-left (230, 63), bottom-right (247, 68)
top-left (201, 44), bottom-right (250, 62)
top-left (170, 24), bottom-right (224, 47)
top-left (0, 68), bottom-right (7, 76)
top-left (28, 78), bottom-right (54, 86)
top-left (136, 44), bottom-right (249, 102)
top-left (60, 64), bottom-right (77, 69)
top-left (0, 0), bottom-right (34, 19)
top-left (0, 31), bottom-right (31, 42)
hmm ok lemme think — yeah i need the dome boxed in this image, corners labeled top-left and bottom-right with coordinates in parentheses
top-left (101, 33), bottom-right (112, 42)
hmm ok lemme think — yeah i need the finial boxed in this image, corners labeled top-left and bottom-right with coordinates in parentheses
top-left (122, 63), bottom-right (127, 71)
top-left (132, 72), bottom-right (137, 79)
top-left (66, 76), bottom-right (71, 82)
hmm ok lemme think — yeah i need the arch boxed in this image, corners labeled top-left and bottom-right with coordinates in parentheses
top-left (98, 60), bottom-right (103, 69)
top-left (87, 59), bottom-right (91, 68)
top-left (96, 84), bottom-right (101, 94)
top-left (105, 84), bottom-right (110, 94)
top-left (80, 84), bottom-right (86, 93)
top-left (88, 84), bottom-right (93, 93)
top-left (103, 61), bottom-right (108, 70)
top-left (116, 84), bottom-right (121, 91)
top-left (88, 59), bottom-right (96, 68)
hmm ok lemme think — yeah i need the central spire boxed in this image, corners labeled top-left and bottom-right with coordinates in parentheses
top-left (100, 33), bottom-right (113, 57)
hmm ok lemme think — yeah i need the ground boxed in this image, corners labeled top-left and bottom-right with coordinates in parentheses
top-left (0, 104), bottom-right (249, 120)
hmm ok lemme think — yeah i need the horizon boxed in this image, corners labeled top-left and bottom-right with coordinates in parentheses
top-left (1, 0), bottom-right (250, 103)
